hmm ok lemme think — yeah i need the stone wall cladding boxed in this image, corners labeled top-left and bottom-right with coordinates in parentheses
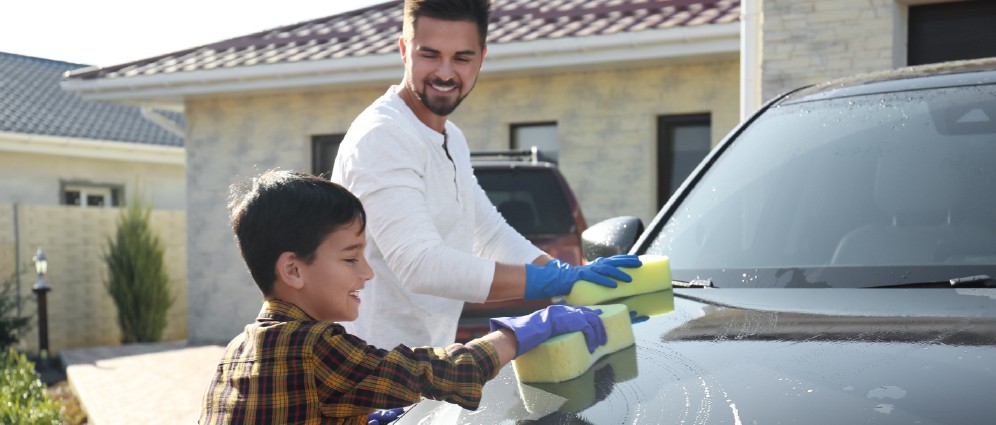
top-left (762, 0), bottom-right (897, 102)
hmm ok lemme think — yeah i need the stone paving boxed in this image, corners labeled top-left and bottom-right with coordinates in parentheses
top-left (60, 341), bottom-right (225, 425)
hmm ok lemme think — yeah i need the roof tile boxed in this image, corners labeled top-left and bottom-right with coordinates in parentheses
top-left (0, 52), bottom-right (184, 146)
top-left (67, 0), bottom-right (738, 81)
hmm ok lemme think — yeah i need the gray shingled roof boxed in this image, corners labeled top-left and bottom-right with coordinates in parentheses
top-left (1, 52), bottom-right (184, 146)
top-left (67, 0), bottom-right (739, 82)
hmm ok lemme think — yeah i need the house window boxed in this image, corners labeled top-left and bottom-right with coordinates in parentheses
top-left (657, 114), bottom-right (711, 209)
top-left (908, 2), bottom-right (996, 66)
top-left (62, 183), bottom-right (122, 208)
top-left (312, 134), bottom-right (345, 177)
top-left (511, 122), bottom-right (558, 163)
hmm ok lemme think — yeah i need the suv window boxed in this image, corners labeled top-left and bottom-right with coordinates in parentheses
top-left (475, 168), bottom-right (576, 236)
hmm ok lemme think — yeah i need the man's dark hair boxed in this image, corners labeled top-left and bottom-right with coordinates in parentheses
top-left (403, 0), bottom-right (493, 48)
top-left (228, 170), bottom-right (366, 295)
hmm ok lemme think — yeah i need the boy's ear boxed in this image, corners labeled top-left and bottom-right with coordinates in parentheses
top-left (275, 252), bottom-right (305, 290)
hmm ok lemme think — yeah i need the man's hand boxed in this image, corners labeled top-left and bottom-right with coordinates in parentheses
top-left (524, 255), bottom-right (643, 300)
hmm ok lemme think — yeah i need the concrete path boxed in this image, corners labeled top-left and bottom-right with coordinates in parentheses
top-left (60, 341), bottom-right (225, 425)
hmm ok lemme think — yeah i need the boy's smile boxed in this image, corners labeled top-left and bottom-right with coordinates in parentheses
top-left (292, 218), bottom-right (373, 322)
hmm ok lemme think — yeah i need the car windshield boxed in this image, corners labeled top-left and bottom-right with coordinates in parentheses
top-left (644, 81), bottom-right (996, 288)
top-left (475, 168), bottom-right (575, 236)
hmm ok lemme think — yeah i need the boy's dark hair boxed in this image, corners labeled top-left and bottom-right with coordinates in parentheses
top-left (228, 170), bottom-right (366, 295)
top-left (403, 0), bottom-right (492, 48)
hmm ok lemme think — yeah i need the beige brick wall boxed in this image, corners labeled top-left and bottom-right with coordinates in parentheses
top-left (0, 204), bottom-right (187, 355)
top-left (761, 0), bottom-right (898, 102)
top-left (458, 60), bottom-right (741, 225)
top-left (184, 58), bottom-right (740, 344)
top-left (0, 147), bottom-right (186, 210)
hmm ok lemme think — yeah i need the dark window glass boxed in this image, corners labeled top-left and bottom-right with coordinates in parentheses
top-left (65, 190), bottom-right (81, 206)
top-left (87, 195), bottom-right (105, 207)
top-left (475, 168), bottom-right (574, 236)
top-left (909, 2), bottom-right (996, 66)
top-left (312, 134), bottom-right (345, 177)
top-left (657, 114), bottom-right (711, 208)
top-left (511, 122), bottom-right (558, 163)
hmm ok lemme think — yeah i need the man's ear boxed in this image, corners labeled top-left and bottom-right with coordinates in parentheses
top-left (275, 252), bottom-right (305, 290)
top-left (398, 35), bottom-right (408, 62)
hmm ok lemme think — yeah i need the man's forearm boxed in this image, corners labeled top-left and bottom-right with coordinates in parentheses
top-left (484, 254), bottom-right (553, 302)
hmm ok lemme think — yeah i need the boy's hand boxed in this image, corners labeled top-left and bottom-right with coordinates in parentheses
top-left (524, 255), bottom-right (642, 300)
top-left (368, 407), bottom-right (404, 425)
top-left (489, 305), bottom-right (607, 357)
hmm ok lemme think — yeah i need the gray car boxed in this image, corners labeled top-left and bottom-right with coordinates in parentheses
top-left (399, 58), bottom-right (996, 424)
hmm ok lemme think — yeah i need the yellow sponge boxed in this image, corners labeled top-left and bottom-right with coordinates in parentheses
top-left (564, 255), bottom-right (671, 306)
top-left (512, 304), bottom-right (633, 383)
top-left (518, 344), bottom-right (638, 413)
top-left (617, 288), bottom-right (674, 319)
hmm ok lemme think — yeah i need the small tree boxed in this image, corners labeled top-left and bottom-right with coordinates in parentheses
top-left (0, 272), bottom-right (31, 351)
top-left (103, 197), bottom-right (174, 343)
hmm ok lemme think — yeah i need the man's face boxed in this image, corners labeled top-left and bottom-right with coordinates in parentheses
top-left (400, 16), bottom-right (486, 117)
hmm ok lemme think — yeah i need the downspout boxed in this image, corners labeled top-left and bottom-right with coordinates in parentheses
top-left (140, 107), bottom-right (185, 138)
top-left (13, 203), bottom-right (21, 319)
top-left (740, 0), bottom-right (763, 120)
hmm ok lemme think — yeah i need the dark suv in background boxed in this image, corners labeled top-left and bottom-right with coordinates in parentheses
top-left (455, 148), bottom-right (587, 342)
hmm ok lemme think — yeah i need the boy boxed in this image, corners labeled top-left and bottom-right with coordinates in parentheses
top-left (199, 170), bottom-right (607, 424)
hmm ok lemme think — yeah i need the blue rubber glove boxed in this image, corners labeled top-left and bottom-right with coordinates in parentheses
top-left (629, 310), bottom-right (649, 324)
top-left (489, 305), bottom-right (607, 357)
top-left (524, 255), bottom-right (643, 300)
top-left (368, 407), bottom-right (404, 425)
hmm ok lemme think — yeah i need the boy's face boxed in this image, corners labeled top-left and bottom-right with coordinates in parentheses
top-left (296, 218), bottom-right (373, 322)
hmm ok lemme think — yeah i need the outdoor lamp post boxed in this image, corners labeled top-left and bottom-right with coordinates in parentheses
top-left (32, 248), bottom-right (51, 362)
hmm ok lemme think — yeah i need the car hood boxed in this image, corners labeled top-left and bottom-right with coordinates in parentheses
top-left (398, 289), bottom-right (996, 424)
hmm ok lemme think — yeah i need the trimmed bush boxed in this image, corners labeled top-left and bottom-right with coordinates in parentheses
top-left (0, 348), bottom-right (61, 424)
top-left (104, 197), bottom-right (174, 343)
top-left (0, 272), bottom-right (31, 351)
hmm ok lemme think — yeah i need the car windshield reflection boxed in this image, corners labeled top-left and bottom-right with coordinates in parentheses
top-left (645, 84), bottom-right (996, 288)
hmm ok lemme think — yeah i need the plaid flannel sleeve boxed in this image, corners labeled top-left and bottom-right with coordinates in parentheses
top-left (313, 330), bottom-right (500, 417)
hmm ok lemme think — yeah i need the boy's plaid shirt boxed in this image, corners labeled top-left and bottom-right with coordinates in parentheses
top-left (199, 299), bottom-right (499, 424)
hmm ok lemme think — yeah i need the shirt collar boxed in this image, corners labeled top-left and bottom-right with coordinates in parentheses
top-left (388, 85), bottom-right (448, 147)
top-left (257, 298), bottom-right (315, 323)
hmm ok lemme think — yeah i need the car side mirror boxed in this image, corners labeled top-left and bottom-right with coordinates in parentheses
top-left (581, 216), bottom-right (644, 262)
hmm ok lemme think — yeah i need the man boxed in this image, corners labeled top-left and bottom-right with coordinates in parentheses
top-left (331, 0), bottom-right (640, 349)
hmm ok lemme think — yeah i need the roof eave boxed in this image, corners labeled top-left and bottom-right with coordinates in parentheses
top-left (61, 23), bottom-right (740, 109)
top-left (0, 131), bottom-right (185, 165)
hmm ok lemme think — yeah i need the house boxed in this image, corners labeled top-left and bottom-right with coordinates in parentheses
top-left (0, 52), bottom-right (188, 353)
top-left (60, 0), bottom-right (996, 345)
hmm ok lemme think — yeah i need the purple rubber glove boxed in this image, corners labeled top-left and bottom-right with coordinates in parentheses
top-left (368, 407), bottom-right (404, 425)
top-left (524, 255), bottom-right (643, 300)
top-left (489, 305), bottom-right (607, 357)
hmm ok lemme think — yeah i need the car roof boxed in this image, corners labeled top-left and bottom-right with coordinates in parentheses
top-left (780, 57), bottom-right (996, 105)
top-left (470, 148), bottom-right (559, 170)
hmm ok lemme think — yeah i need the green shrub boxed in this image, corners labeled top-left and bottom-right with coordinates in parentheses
top-left (104, 197), bottom-right (174, 343)
top-left (0, 272), bottom-right (31, 351)
top-left (0, 348), bottom-right (61, 424)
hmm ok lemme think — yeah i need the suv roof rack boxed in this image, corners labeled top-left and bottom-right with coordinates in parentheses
top-left (470, 146), bottom-right (540, 163)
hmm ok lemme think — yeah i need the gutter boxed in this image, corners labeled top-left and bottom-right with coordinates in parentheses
top-left (0, 131), bottom-right (184, 165)
top-left (60, 23), bottom-right (740, 107)
top-left (140, 107), bottom-right (186, 138)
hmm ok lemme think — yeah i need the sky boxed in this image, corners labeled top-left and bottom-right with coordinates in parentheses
top-left (1, 0), bottom-right (387, 66)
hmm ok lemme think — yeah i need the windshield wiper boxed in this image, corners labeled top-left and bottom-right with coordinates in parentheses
top-left (673, 278), bottom-right (714, 288)
top-left (872, 274), bottom-right (993, 288)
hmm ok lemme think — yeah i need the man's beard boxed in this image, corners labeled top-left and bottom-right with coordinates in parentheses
top-left (415, 78), bottom-right (470, 116)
